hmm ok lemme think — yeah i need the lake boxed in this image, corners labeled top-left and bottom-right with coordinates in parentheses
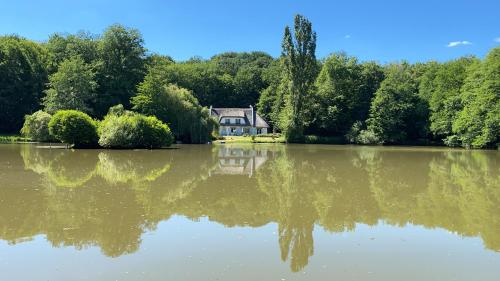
top-left (0, 143), bottom-right (499, 281)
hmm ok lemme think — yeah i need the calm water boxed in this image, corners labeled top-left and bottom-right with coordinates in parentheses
top-left (0, 144), bottom-right (499, 281)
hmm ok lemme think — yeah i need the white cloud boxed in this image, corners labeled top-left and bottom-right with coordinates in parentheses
top-left (494, 37), bottom-right (500, 43)
top-left (344, 34), bottom-right (351, 39)
top-left (447, 41), bottom-right (472, 47)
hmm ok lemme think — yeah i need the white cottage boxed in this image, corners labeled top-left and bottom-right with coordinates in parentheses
top-left (210, 106), bottom-right (270, 136)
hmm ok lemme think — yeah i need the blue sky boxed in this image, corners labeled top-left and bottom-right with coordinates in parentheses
top-left (1, 0), bottom-right (499, 62)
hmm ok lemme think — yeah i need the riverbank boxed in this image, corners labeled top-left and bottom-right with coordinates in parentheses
top-left (213, 135), bottom-right (285, 144)
top-left (213, 135), bottom-right (345, 144)
top-left (0, 134), bottom-right (31, 143)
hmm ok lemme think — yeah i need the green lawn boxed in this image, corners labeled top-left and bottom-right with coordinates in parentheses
top-left (214, 135), bottom-right (285, 144)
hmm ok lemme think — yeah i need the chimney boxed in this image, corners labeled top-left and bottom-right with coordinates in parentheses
top-left (250, 105), bottom-right (256, 127)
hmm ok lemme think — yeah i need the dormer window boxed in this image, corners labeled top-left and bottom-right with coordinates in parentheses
top-left (225, 119), bottom-right (230, 124)
top-left (236, 119), bottom-right (241, 124)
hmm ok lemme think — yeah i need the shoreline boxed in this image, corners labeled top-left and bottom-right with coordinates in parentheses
top-left (3, 138), bottom-right (497, 151)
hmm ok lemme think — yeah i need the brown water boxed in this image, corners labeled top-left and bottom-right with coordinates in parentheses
top-left (0, 143), bottom-right (499, 281)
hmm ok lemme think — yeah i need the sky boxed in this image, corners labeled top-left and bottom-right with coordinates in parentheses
top-left (1, 0), bottom-right (499, 63)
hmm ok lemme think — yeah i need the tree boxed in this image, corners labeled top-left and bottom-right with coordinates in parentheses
top-left (45, 31), bottom-right (99, 74)
top-left (452, 47), bottom-right (500, 148)
top-left (145, 53), bottom-right (175, 70)
top-left (311, 53), bottom-right (383, 136)
top-left (155, 52), bottom-right (273, 107)
top-left (366, 63), bottom-right (428, 144)
top-left (279, 15), bottom-right (317, 142)
top-left (0, 36), bottom-right (47, 132)
top-left (419, 57), bottom-right (478, 140)
top-left (95, 24), bottom-right (146, 115)
top-left (132, 65), bottom-right (217, 143)
top-left (43, 57), bottom-right (97, 114)
top-left (257, 59), bottom-right (283, 129)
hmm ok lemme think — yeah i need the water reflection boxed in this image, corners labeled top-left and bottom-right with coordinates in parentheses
top-left (0, 144), bottom-right (498, 271)
top-left (210, 145), bottom-right (272, 177)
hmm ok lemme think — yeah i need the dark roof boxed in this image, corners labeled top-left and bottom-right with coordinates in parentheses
top-left (211, 107), bottom-right (270, 128)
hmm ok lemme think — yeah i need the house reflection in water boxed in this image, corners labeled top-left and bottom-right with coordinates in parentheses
top-left (210, 145), bottom-right (271, 177)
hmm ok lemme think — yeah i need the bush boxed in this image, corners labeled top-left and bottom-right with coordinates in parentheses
top-left (345, 121), bottom-right (363, 144)
top-left (98, 110), bottom-right (173, 149)
top-left (443, 135), bottom-right (461, 147)
top-left (48, 110), bottom-right (99, 148)
top-left (304, 135), bottom-right (345, 144)
top-left (356, 129), bottom-right (381, 145)
top-left (20, 111), bottom-right (54, 142)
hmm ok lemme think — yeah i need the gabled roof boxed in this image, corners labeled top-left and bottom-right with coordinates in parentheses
top-left (211, 107), bottom-right (270, 128)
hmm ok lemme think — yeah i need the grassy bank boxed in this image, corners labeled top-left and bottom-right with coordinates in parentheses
top-left (214, 135), bottom-right (346, 144)
top-left (214, 135), bottom-right (285, 144)
top-left (0, 134), bottom-right (31, 143)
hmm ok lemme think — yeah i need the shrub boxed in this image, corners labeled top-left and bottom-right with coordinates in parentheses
top-left (48, 110), bottom-right (99, 148)
top-left (98, 111), bottom-right (173, 149)
top-left (304, 135), bottom-right (344, 144)
top-left (356, 129), bottom-right (381, 145)
top-left (21, 111), bottom-right (54, 142)
top-left (443, 135), bottom-right (461, 147)
top-left (345, 121), bottom-right (363, 144)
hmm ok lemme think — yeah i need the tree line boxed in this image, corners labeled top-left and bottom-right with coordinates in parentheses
top-left (1, 16), bottom-right (498, 147)
top-left (262, 15), bottom-right (499, 147)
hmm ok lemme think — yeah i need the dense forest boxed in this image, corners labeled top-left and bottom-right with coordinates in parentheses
top-left (0, 15), bottom-right (498, 147)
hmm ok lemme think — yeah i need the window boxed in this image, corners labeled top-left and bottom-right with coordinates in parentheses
top-left (224, 119), bottom-right (230, 124)
top-left (236, 119), bottom-right (241, 124)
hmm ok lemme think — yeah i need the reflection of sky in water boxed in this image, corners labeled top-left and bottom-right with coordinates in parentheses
top-left (1, 217), bottom-right (499, 281)
top-left (0, 144), bottom-right (499, 280)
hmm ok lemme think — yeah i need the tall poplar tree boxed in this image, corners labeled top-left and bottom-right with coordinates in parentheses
top-left (280, 15), bottom-right (317, 142)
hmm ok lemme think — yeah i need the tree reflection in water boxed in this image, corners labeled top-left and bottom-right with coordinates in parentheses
top-left (0, 144), bottom-right (498, 271)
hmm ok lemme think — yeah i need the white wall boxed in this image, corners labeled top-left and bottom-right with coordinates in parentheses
top-left (219, 126), bottom-right (267, 136)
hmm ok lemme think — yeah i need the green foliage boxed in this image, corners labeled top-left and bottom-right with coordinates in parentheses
top-left (132, 66), bottom-right (217, 143)
top-left (0, 21), bottom-right (498, 149)
top-left (257, 59), bottom-right (282, 127)
top-left (0, 36), bottom-right (48, 132)
top-left (420, 57), bottom-right (478, 139)
top-left (0, 134), bottom-right (31, 143)
top-left (345, 121), bottom-right (363, 143)
top-left (98, 109), bottom-right (173, 149)
top-left (367, 63), bottom-right (429, 144)
top-left (48, 110), bottom-right (98, 147)
top-left (43, 57), bottom-right (97, 114)
top-left (279, 15), bottom-right (318, 142)
top-left (45, 31), bottom-right (98, 73)
top-left (304, 135), bottom-right (344, 144)
top-left (20, 110), bottom-right (54, 142)
top-left (152, 51), bottom-right (273, 107)
top-left (95, 24), bottom-right (147, 115)
top-left (144, 53), bottom-right (175, 69)
top-left (356, 129), bottom-right (381, 145)
top-left (452, 47), bottom-right (500, 148)
top-left (311, 53), bottom-right (384, 136)
top-left (345, 121), bottom-right (380, 144)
